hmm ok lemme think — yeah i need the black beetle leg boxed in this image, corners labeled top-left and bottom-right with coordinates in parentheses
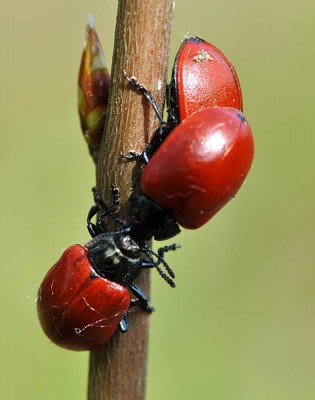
top-left (129, 283), bottom-right (154, 313)
top-left (121, 150), bottom-right (150, 165)
top-left (119, 313), bottom-right (129, 333)
top-left (124, 73), bottom-right (164, 123)
top-left (87, 204), bottom-right (101, 238)
top-left (121, 150), bottom-right (142, 160)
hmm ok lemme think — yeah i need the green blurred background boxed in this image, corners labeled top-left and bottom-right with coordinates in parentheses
top-left (1, 0), bottom-right (314, 399)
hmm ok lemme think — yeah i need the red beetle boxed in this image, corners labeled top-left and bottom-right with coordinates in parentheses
top-left (37, 192), bottom-right (177, 351)
top-left (169, 36), bottom-right (243, 123)
top-left (37, 244), bottom-right (131, 351)
top-left (123, 37), bottom-right (253, 233)
top-left (141, 107), bottom-right (254, 229)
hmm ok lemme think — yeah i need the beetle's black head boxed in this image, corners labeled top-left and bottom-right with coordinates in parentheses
top-left (85, 233), bottom-right (142, 286)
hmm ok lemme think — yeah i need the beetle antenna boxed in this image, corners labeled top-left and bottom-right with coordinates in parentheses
top-left (143, 244), bottom-right (176, 279)
top-left (143, 250), bottom-right (175, 288)
top-left (91, 185), bottom-right (127, 232)
top-left (97, 210), bottom-right (126, 231)
top-left (92, 185), bottom-right (120, 212)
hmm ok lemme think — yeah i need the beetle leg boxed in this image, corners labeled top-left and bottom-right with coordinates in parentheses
top-left (121, 149), bottom-right (151, 165)
top-left (124, 73), bottom-right (164, 123)
top-left (165, 83), bottom-right (179, 126)
top-left (87, 204), bottom-right (101, 237)
top-left (128, 283), bottom-right (154, 313)
top-left (121, 150), bottom-right (141, 160)
top-left (118, 313), bottom-right (129, 333)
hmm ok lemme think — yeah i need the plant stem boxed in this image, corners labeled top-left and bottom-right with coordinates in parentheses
top-left (88, 1), bottom-right (175, 399)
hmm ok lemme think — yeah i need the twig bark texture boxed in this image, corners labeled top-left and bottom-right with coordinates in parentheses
top-left (88, 1), bottom-right (175, 399)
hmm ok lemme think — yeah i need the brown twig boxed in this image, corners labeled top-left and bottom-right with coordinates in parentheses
top-left (87, 1), bottom-right (175, 399)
